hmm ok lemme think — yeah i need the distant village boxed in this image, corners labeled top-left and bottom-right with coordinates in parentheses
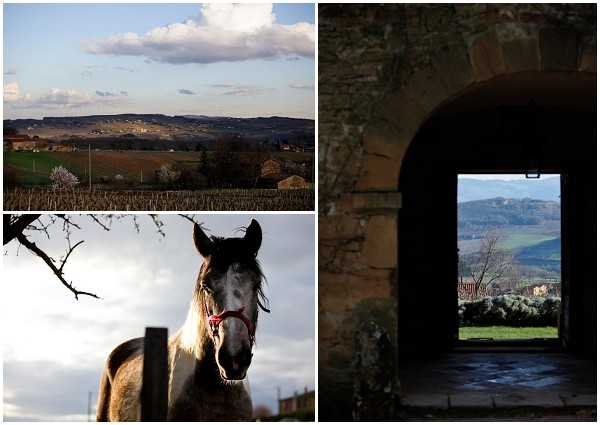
top-left (3, 132), bottom-right (313, 154)
top-left (4, 134), bottom-right (76, 152)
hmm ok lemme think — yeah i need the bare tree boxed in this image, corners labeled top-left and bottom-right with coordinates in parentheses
top-left (4, 214), bottom-right (198, 300)
top-left (469, 231), bottom-right (514, 297)
top-left (506, 263), bottom-right (522, 291)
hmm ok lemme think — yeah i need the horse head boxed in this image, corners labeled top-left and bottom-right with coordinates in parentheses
top-left (192, 219), bottom-right (268, 381)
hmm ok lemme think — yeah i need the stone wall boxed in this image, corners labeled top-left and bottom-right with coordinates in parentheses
top-left (318, 4), bottom-right (596, 420)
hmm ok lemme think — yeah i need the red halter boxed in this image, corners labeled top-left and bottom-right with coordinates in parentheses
top-left (205, 303), bottom-right (256, 345)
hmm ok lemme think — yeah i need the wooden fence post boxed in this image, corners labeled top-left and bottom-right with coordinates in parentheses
top-left (141, 327), bottom-right (169, 421)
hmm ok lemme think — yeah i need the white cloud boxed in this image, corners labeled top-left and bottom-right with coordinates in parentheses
top-left (210, 83), bottom-right (275, 97)
top-left (83, 4), bottom-right (314, 64)
top-left (4, 81), bottom-right (22, 102)
top-left (222, 87), bottom-right (275, 97)
top-left (5, 83), bottom-right (126, 111)
top-left (35, 88), bottom-right (94, 108)
top-left (289, 83), bottom-right (314, 90)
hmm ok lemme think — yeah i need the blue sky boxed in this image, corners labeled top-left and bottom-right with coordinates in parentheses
top-left (3, 214), bottom-right (315, 420)
top-left (3, 3), bottom-right (315, 119)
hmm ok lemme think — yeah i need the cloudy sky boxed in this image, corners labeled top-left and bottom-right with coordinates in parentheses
top-left (3, 214), bottom-right (315, 420)
top-left (3, 3), bottom-right (315, 119)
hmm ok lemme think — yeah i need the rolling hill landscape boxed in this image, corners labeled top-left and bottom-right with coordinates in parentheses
top-left (458, 177), bottom-right (561, 277)
top-left (458, 176), bottom-right (560, 202)
top-left (4, 114), bottom-right (315, 151)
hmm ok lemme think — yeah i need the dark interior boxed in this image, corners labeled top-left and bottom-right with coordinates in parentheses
top-left (397, 73), bottom-right (596, 360)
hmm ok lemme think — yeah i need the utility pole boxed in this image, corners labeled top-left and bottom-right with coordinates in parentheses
top-left (88, 144), bottom-right (91, 191)
top-left (277, 386), bottom-right (281, 415)
top-left (140, 169), bottom-right (143, 184)
top-left (87, 391), bottom-right (92, 421)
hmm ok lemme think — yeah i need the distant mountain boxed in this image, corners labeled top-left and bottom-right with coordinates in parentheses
top-left (458, 197), bottom-right (560, 228)
top-left (3, 114), bottom-right (315, 144)
top-left (458, 177), bottom-right (560, 202)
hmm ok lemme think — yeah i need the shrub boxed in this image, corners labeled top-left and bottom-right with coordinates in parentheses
top-left (459, 295), bottom-right (560, 327)
top-left (49, 165), bottom-right (79, 190)
top-left (156, 164), bottom-right (181, 185)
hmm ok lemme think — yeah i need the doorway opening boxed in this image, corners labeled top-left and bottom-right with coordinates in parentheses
top-left (457, 173), bottom-right (561, 343)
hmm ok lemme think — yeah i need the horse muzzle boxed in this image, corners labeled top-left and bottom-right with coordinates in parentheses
top-left (217, 345), bottom-right (253, 380)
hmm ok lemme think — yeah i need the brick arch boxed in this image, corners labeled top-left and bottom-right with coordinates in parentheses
top-left (356, 25), bottom-right (595, 192)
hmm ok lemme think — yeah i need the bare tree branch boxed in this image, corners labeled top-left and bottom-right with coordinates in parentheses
top-left (5, 214), bottom-right (191, 301)
top-left (58, 240), bottom-right (85, 276)
top-left (15, 233), bottom-right (99, 300)
top-left (88, 214), bottom-right (111, 231)
top-left (3, 214), bottom-right (41, 245)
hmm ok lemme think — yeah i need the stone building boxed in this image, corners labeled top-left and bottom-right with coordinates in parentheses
top-left (278, 175), bottom-right (309, 189)
top-left (319, 4), bottom-right (595, 420)
top-left (278, 388), bottom-right (315, 416)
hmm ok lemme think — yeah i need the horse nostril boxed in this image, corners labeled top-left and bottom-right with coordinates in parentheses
top-left (218, 348), bottom-right (252, 375)
top-left (237, 348), bottom-right (252, 368)
top-left (218, 349), bottom-right (234, 372)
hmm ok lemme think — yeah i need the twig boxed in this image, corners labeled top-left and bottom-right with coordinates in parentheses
top-left (58, 240), bottom-right (84, 275)
top-left (88, 215), bottom-right (111, 231)
top-left (149, 214), bottom-right (166, 237)
top-left (16, 234), bottom-right (99, 300)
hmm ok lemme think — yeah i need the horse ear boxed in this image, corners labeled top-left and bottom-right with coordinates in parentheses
top-left (193, 223), bottom-right (213, 258)
top-left (244, 219), bottom-right (262, 256)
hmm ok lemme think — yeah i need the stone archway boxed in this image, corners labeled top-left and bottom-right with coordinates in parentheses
top-left (359, 26), bottom-right (595, 192)
top-left (345, 24), bottom-right (596, 355)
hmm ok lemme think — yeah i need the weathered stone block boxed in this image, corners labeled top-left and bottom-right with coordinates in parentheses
top-left (431, 38), bottom-right (475, 95)
top-left (355, 153), bottom-right (401, 191)
top-left (497, 23), bottom-right (541, 72)
top-left (540, 28), bottom-right (578, 71)
top-left (352, 320), bottom-right (396, 420)
top-left (403, 68), bottom-right (452, 115)
top-left (361, 214), bottom-right (397, 268)
top-left (348, 191), bottom-right (402, 211)
top-left (579, 45), bottom-right (596, 73)
top-left (469, 30), bottom-right (507, 81)
top-left (502, 38), bottom-right (541, 72)
top-left (362, 120), bottom-right (406, 160)
top-left (318, 271), bottom-right (392, 314)
top-left (319, 214), bottom-right (364, 241)
top-left (372, 88), bottom-right (426, 142)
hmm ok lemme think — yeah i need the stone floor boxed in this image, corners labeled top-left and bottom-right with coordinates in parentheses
top-left (399, 352), bottom-right (596, 411)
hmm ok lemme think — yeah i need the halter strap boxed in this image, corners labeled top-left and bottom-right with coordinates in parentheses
top-left (204, 302), bottom-right (256, 345)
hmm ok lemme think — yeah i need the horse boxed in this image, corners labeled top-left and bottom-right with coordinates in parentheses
top-left (96, 219), bottom-right (269, 421)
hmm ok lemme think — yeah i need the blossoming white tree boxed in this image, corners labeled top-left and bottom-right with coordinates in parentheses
top-left (49, 165), bottom-right (79, 190)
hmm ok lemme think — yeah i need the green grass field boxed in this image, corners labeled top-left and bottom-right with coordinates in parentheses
top-left (5, 150), bottom-right (313, 186)
top-left (499, 232), bottom-right (556, 251)
top-left (459, 326), bottom-right (558, 340)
